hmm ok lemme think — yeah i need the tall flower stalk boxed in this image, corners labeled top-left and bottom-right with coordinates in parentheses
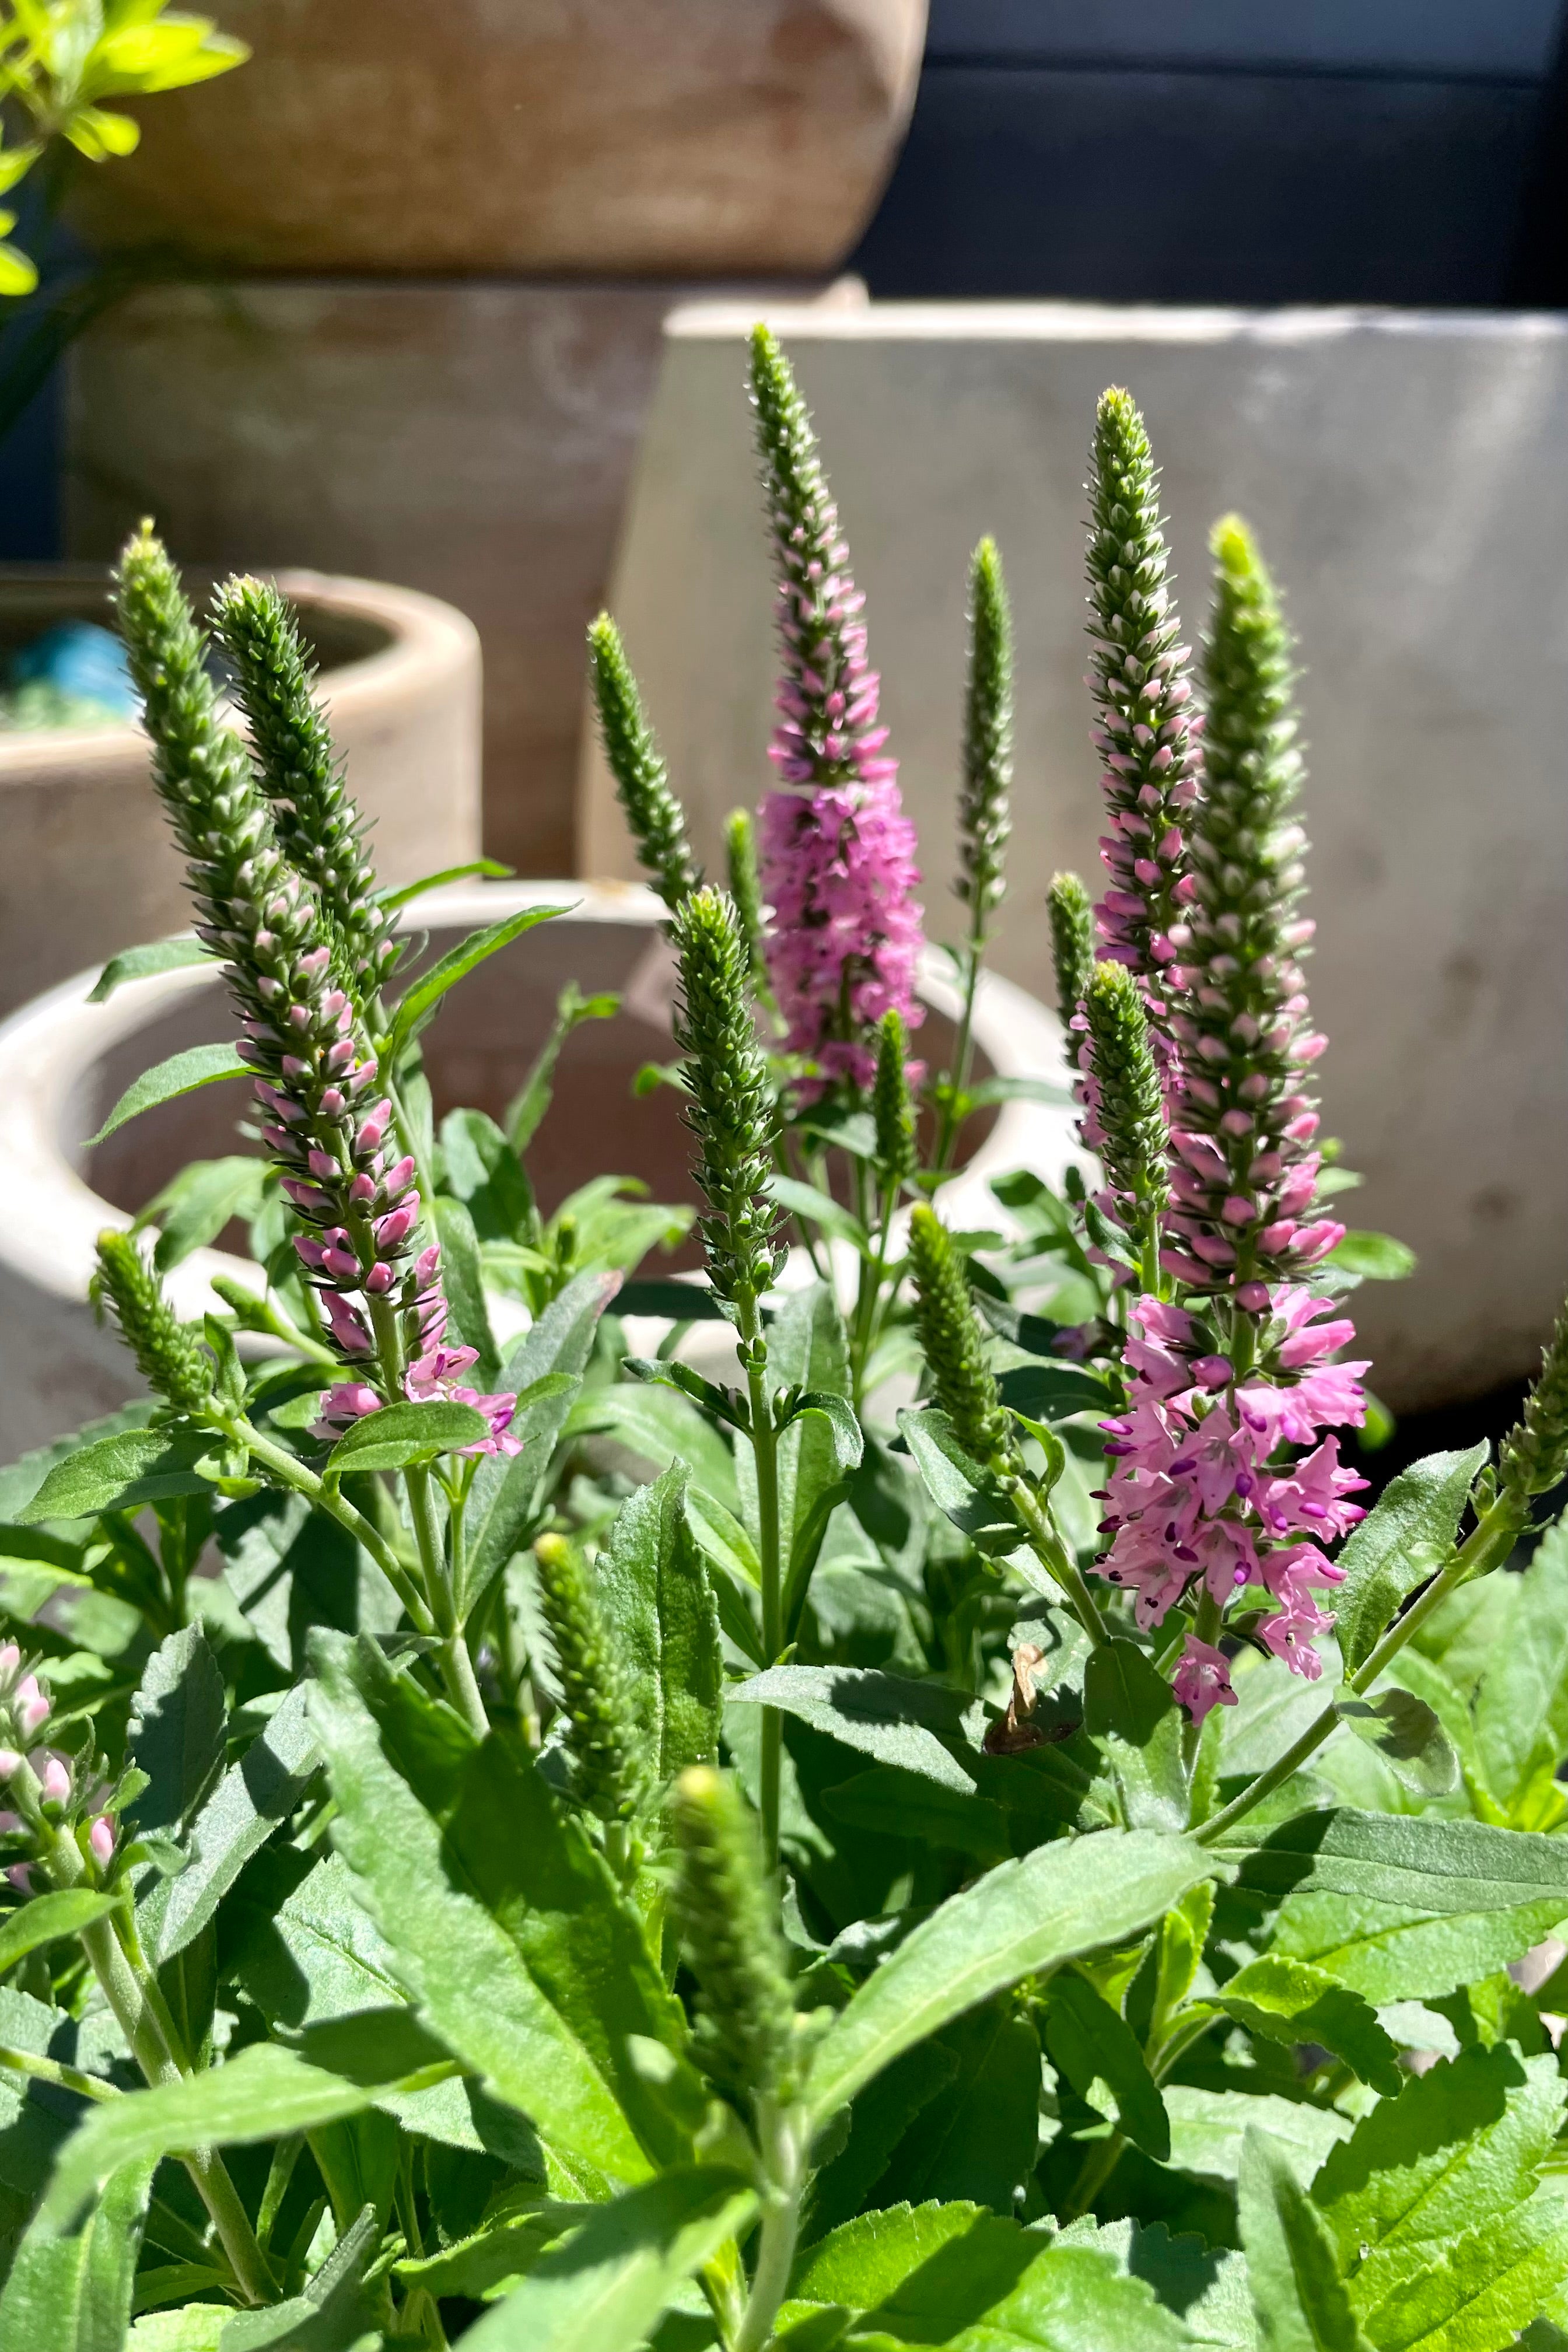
top-left (934, 535), bottom-right (1013, 1167)
top-left (750, 325), bottom-right (924, 1093)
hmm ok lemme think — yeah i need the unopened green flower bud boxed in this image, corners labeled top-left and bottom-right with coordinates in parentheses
top-left (94, 1231), bottom-right (215, 1418)
top-left (957, 536), bottom-right (1013, 928)
top-left (1048, 872), bottom-right (1094, 1027)
top-left (872, 1008), bottom-right (916, 1189)
top-left (907, 1206), bottom-right (1013, 1468)
top-left (211, 576), bottom-right (390, 993)
top-left (1083, 960), bottom-right (1168, 1265)
top-left (669, 1765), bottom-right (797, 2109)
top-left (531, 1534), bottom-right (643, 1825)
top-left (724, 808), bottom-right (772, 1000)
top-left (671, 887), bottom-right (782, 1311)
top-left (587, 614), bottom-right (699, 914)
top-left (1499, 1300), bottom-right (1568, 1507)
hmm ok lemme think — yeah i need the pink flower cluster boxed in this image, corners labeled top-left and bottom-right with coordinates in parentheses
top-left (314, 1241), bottom-right (520, 1457)
top-left (1097, 1293), bottom-right (1369, 1719)
top-left (754, 368), bottom-right (924, 1091)
top-left (0, 1650), bottom-right (116, 1895)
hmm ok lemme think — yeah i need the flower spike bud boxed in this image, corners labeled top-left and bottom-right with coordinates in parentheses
top-left (1083, 390), bottom-right (1201, 1014)
top-left (750, 324), bottom-right (925, 1091)
top-left (872, 1008), bottom-right (917, 1191)
top-left (211, 575), bottom-right (392, 996)
top-left (671, 887), bottom-right (782, 1315)
top-left (1048, 871), bottom-right (1095, 1027)
top-left (1083, 961), bottom-right (1169, 1283)
top-left (531, 1534), bottom-right (644, 1825)
top-left (724, 808), bottom-right (773, 1002)
top-left (94, 1230), bottom-right (215, 1418)
top-left (957, 536), bottom-right (1013, 932)
top-left (1161, 515), bottom-right (1343, 1302)
top-left (907, 1205), bottom-right (1014, 1469)
top-left (587, 614), bottom-right (700, 914)
top-left (669, 1765), bottom-right (797, 2109)
top-left (1499, 1300), bottom-right (1568, 1507)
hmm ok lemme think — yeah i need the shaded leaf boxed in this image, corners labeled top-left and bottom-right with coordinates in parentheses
top-left (126, 1625), bottom-right (226, 1836)
top-left (596, 1466), bottom-right (721, 1783)
top-left (1044, 1971), bottom-right (1170, 2158)
top-left (84, 1043), bottom-right (248, 1146)
top-left (0, 1889), bottom-right (123, 1974)
top-left (1237, 2127), bottom-right (1373, 2351)
top-left (897, 1408), bottom-right (1019, 1556)
top-left (138, 1682), bottom-right (318, 1965)
top-left (1204, 1956), bottom-right (1402, 2098)
top-left (1335, 1688), bottom-right (1458, 1800)
top-left (729, 1665), bottom-right (978, 1796)
top-left (0, 2155), bottom-right (153, 2352)
top-left (1333, 1449), bottom-right (1485, 1678)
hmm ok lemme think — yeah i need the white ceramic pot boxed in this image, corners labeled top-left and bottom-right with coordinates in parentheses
top-left (0, 568), bottom-right (480, 1021)
top-left (0, 881), bottom-right (1075, 1459)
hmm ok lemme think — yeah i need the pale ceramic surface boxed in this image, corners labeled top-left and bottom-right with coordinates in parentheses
top-left (0, 569), bottom-right (480, 1017)
top-left (579, 299), bottom-right (1568, 1411)
top-left (0, 882), bottom-right (1075, 1458)
top-left (66, 1), bottom-right (926, 275)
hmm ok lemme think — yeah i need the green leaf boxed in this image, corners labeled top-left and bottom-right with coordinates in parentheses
top-left (1051, 2218), bottom-right (1258, 2351)
top-left (614, 1278), bottom-right (729, 1322)
top-left (1335, 1688), bottom-right (1459, 1799)
top-left (1222, 1808), bottom-right (1568, 2003)
top-left (897, 1408), bottom-right (1019, 1556)
top-left (19, 1429), bottom-right (218, 1522)
top-left (1472, 1516), bottom-right (1568, 1817)
top-left (1044, 1971), bottom-right (1170, 2158)
top-left (1163, 2087), bottom-right (1352, 2187)
top-left (459, 2167), bottom-right (755, 2352)
top-left (1084, 1639), bottom-right (1188, 1833)
top-left (39, 2043), bottom-right (419, 2231)
top-left (388, 903), bottom-right (572, 1055)
top-left (804, 1828), bottom-right (1219, 2124)
top-left (503, 980), bottom-right (622, 1153)
top-left (126, 1624), bottom-right (226, 1836)
top-left (787, 1391), bottom-right (864, 1474)
top-left (0, 1889), bottom-right (123, 1975)
top-left (433, 1194), bottom-right (501, 1389)
top-left (596, 1466), bottom-right (721, 1783)
top-left (622, 1354), bottom-right (746, 1431)
top-left (1333, 1448), bottom-right (1486, 1677)
top-left (134, 1155), bottom-right (268, 1273)
top-left (835, 2206), bottom-right (1194, 2347)
top-left (729, 1665), bottom-right (978, 1796)
top-left (1357, 2195), bottom-right (1568, 2352)
top-left (88, 936), bottom-right (211, 1003)
top-left (1237, 2126), bottom-right (1373, 2351)
top-left (1324, 1230), bottom-right (1416, 1281)
top-left (786, 2199), bottom-right (993, 2316)
top-left (997, 1362), bottom-right (1116, 1420)
top-left (0, 2155), bottom-right (153, 2352)
top-left (1203, 1955), bottom-right (1402, 2097)
top-left (375, 858), bottom-right (513, 909)
top-left (769, 1175), bottom-right (869, 1251)
top-left (83, 1042), bottom-right (249, 1147)
top-left (0, 1402), bottom-right (159, 1525)
top-left (324, 1399), bottom-right (491, 1473)
top-left (307, 1632), bottom-right (689, 2178)
top-left (1311, 2045), bottom-right (1567, 2309)
top-left (567, 1383), bottom-right (738, 1516)
top-left (218, 2205), bottom-right (380, 2351)
top-left (462, 1269), bottom-right (618, 1615)
top-left (138, 1682), bottom-right (318, 1965)
top-left (822, 1765), bottom-right (1012, 1864)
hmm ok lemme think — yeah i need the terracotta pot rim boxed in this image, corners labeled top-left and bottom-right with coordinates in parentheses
top-left (0, 878), bottom-right (1079, 1332)
top-left (0, 567), bottom-right (479, 782)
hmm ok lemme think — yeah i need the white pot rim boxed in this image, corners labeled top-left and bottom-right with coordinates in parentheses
top-left (0, 878), bottom-right (1079, 1332)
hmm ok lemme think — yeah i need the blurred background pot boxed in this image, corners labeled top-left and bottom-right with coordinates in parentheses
top-left (0, 566), bottom-right (480, 1020)
top-left (580, 296), bottom-right (1568, 1417)
top-left (0, 880), bottom-right (1071, 1458)
top-left (64, 1), bottom-right (927, 276)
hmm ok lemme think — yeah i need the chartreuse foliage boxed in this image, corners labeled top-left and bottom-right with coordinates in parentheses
top-left (2, 349), bottom-right (1567, 2352)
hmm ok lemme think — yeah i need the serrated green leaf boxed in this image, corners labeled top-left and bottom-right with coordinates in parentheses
top-left (728, 1665), bottom-right (978, 1795)
top-left (1359, 2192), bottom-right (1568, 2351)
top-left (218, 2203), bottom-right (380, 2351)
top-left (897, 1407), bottom-right (1019, 1556)
top-left (1333, 1448), bottom-right (1486, 1678)
top-left (1472, 1516), bottom-right (1568, 1818)
top-left (850, 2207), bottom-right (1195, 2348)
top-left (18, 1429), bottom-right (217, 1523)
top-left (324, 1398), bottom-right (490, 1473)
top-left (1335, 1688), bottom-right (1460, 1800)
top-left (1045, 1971), bottom-right (1170, 2157)
top-left (457, 2167), bottom-right (755, 2352)
top-left (1053, 2217), bottom-right (1258, 2349)
top-left (596, 1465), bottom-right (720, 1784)
top-left (1238, 2127), bottom-right (1373, 2351)
top-left (822, 1765), bottom-right (1012, 1864)
top-left (1220, 1808), bottom-right (1568, 2002)
top-left (138, 1682), bottom-right (317, 1965)
top-left (786, 2199), bottom-right (991, 2318)
top-left (1311, 2045), bottom-right (1567, 2309)
top-left (0, 2154), bottom-right (153, 2352)
top-left (126, 1624), bottom-right (226, 1836)
top-left (1204, 1955), bottom-right (1402, 2097)
top-left (83, 1042), bottom-right (248, 1146)
top-left (1163, 2088), bottom-right (1353, 2186)
top-left (806, 1829), bottom-right (1219, 2124)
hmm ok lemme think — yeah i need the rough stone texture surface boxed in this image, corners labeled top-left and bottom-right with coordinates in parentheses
top-left (0, 566), bottom-right (478, 1016)
top-left (66, 0), bottom-right (925, 275)
top-left (581, 300), bottom-right (1568, 1412)
top-left (64, 279), bottom-right (695, 877)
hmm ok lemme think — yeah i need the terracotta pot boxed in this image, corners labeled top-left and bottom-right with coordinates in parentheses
top-left (0, 567), bottom-right (480, 1020)
top-left (65, 1), bottom-right (927, 276)
top-left (0, 881), bottom-right (1073, 1458)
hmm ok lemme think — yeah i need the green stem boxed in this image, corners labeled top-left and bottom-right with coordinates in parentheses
top-left (1196, 1489), bottom-right (1521, 1846)
top-left (218, 1413), bottom-right (434, 1635)
top-left (1003, 1476), bottom-right (1112, 1645)
top-left (1060, 2126), bottom-right (1125, 2223)
top-left (734, 2102), bottom-right (807, 2352)
top-left (850, 1177), bottom-right (898, 1412)
top-left (933, 940), bottom-right (985, 1174)
top-left (405, 1462), bottom-right (489, 1738)
top-left (0, 2043), bottom-right (118, 2102)
top-left (739, 1298), bottom-right (784, 1876)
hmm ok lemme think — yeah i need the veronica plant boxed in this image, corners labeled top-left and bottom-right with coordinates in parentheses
top-left (0, 349), bottom-right (1565, 2352)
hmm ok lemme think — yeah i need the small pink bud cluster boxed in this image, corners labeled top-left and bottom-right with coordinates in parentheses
top-left (0, 1651), bottom-right (118, 1894)
top-left (1096, 1292), bottom-right (1370, 1718)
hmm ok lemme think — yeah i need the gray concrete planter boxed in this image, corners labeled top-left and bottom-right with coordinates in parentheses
top-left (0, 881), bottom-right (1073, 1459)
top-left (0, 568), bottom-right (480, 1021)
